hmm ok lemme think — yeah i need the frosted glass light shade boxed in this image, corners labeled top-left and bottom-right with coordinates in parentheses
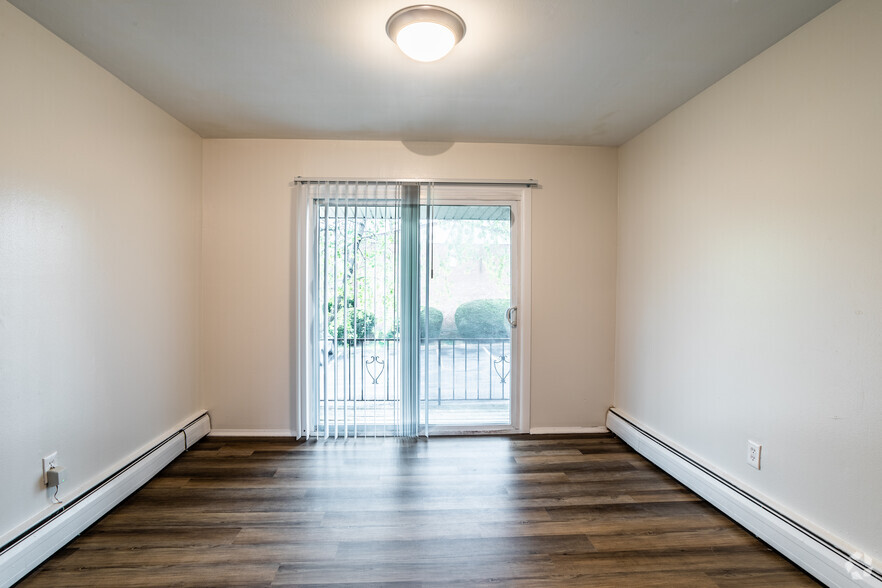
top-left (387, 5), bottom-right (466, 63)
top-left (396, 22), bottom-right (456, 62)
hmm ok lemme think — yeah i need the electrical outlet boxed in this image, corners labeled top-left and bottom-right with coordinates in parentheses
top-left (42, 452), bottom-right (58, 485)
top-left (747, 441), bottom-right (762, 470)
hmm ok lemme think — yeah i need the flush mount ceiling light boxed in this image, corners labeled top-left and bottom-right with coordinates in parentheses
top-left (386, 5), bottom-right (466, 62)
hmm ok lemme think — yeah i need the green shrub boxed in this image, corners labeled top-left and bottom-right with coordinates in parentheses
top-left (328, 299), bottom-right (376, 341)
top-left (420, 307), bottom-right (443, 338)
top-left (335, 309), bottom-right (375, 341)
top-left (454, 299), bottom-right (510, 338)
top-left (380, 307), bottom-right (443, 338)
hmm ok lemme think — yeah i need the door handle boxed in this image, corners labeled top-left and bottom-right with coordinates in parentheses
top-left (506, 306), bottom-right (518, 328)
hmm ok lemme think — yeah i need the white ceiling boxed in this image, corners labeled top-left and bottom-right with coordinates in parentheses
top-left (10, 0), bottom-right (838, 146)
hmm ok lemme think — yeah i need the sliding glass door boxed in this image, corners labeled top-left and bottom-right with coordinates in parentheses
top-left (421, 204), bottom-right (516, 428)
top-left (300, 181), bottom-right (522, 437)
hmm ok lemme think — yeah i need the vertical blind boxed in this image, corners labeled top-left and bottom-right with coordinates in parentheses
top-left (293, 180), bottom-right (433, 438)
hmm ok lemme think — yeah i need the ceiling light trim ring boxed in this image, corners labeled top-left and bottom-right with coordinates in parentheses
top-left (386, 5), bottom-right (466, 61)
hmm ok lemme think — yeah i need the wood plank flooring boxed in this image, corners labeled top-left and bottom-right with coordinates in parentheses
top-left (16, 434), bottom-right (820, 587)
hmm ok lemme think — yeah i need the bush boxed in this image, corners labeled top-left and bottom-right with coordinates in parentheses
top-left (328, 299), bottom-right (376, 341)
top-left (380, 307), bottom-right (443, 338)
top-left (454, 299), bottom-right (510, 338)
top-left (335, 309), bottom-right (376, 341)
top-left (420, 307), bottom-right (443, 338)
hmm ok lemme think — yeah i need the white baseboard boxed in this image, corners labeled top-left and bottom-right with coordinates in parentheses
top-left (208, 428), bottom-right (297, 437)
top-left (529, 426), bottom-right (608, 434)
top-left (607, 409), bottom-right (881, 588)
top-left (0, 412), bottom-right (210, 588)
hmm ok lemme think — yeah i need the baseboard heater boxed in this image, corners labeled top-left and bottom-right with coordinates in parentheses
top-left (606, 408), bottom-right (880, 588)
top-left (0, 412), bottom-right (210, 588)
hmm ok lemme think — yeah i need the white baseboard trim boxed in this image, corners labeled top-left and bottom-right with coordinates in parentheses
top-left (0, 412), bottom-right (210, 588)
top-left (607, 408), bottom-right (881, 588)
top-left (529, 426), bottom-right (608, 434)
top-left (208, 428), bottom-right (297, 437)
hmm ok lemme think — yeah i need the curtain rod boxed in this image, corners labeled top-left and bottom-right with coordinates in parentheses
top-left (289, 177), bottom-right (537, 187)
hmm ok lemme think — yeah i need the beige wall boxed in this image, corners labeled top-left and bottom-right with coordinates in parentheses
top-left (0, 2), bottom-right (203, 541)
top-left (202, 140), bottom-right (617, 432)
top-left (616, 0), bottom-right (881, 562)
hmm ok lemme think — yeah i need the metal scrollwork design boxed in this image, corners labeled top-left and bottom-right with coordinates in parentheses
top-left (493, 354), bottom-right (510, 384)
top-left (365, 355), bottom-right (385, 385)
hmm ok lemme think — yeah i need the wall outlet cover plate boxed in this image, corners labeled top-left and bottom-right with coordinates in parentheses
top-left (747, 441), bottom-right (762, 470)
top-left (42, 452), bottom-right (58, 485)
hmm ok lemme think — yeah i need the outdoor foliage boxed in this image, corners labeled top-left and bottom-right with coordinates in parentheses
top-left (378, 307), bottom-right (443, 338)
top-left (328, 300), bottom-right (376, 341)
top-left (431, 217), bottom-right (511, 301)
top-left (420, 307), bottom-right (444, 338)
top-left (454, 299), bottom-right (510, 338)
top-left (319, 207), bottom-right (510, 344)
top-left (320, 214), bottom-right (397, 342)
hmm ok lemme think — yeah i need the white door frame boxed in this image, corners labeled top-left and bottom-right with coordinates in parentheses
top-left (423, 187), bottom-right (531, 434)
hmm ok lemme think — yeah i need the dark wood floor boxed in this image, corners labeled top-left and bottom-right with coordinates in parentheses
top-left (18, 434), bottom-right (820, 587)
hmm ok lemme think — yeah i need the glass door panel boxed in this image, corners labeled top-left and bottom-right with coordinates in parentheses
top-left (312, 194), bottom-right (518, 437)
top-left (421, 204), bottom-right (514, 426)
